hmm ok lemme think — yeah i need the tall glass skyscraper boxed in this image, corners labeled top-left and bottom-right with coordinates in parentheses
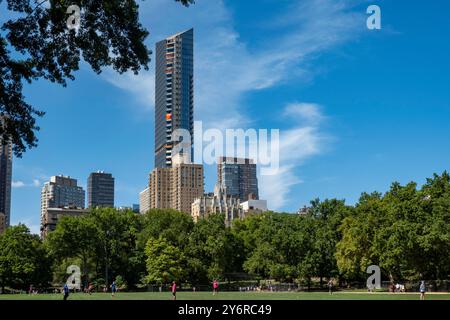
top-left (154, 29), bottom-right (194, 168)
top-left (0, 141), bottom-right (12, 231)
top-left (87, 171), bottom-right (115, 208)
top-left (217, 157), bottom-right (259, 201)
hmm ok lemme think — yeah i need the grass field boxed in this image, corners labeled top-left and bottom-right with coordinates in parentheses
top-left (0, 291), bottom-right (449, 300)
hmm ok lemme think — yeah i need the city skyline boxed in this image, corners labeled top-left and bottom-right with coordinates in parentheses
top-left (5, 0), bottom-right (450, 234)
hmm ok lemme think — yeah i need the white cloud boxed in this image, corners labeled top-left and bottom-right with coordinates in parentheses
top-left (12, 181), bottom-right (26, 188)
top-left (260, 164), bottom-right (304, 212)
top-left (284, 103), bottom-right (325, 125)
top-left (12, 178), bottom-right (42, 188)
top-left (104, 0), bottom-right (363, 129)
top-left (102, 0), bottom-right (362, 211)
top-left (102, 70), bottom-right (155, 113)
top-left (260, 102), bottom-right (329, 210)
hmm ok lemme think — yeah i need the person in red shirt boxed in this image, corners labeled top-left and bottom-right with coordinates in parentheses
top-left (87, 283), bottom-right (94, 295)
top-left (213, 279), bottom-right (219, 296)
top-left (171, 281), bottom-right (177, 300)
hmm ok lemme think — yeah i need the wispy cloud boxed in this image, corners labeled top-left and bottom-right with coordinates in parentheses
top-left (102, 70), bottom-right (155, 113)
top-left (104, 0), bottom-right (363, 128)
top-left (260, 102), bottom-right (329, 211)
top-left (103, 0), bottom-right (362, 211)
top-left (12, 178), bottom-right (43, 188)
top-left (12, 181), bottom-right (26, 188)
top-left (283, 103), bottom-right (325, 126)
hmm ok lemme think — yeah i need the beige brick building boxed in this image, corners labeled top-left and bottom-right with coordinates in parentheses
top-left (149, 168), bottom-right (172, 209)
top-left (147, 162), bottom-right (204, 215)
top-left (41, 206), bottom-right (88, 239)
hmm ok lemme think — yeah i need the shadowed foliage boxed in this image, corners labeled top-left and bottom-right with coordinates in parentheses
top-left (0, 0), bottom-right (193, 156)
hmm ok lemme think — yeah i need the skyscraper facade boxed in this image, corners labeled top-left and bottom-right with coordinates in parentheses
top-left (217, 157), bottom-right (259, 201)
top-left (154, 28), bottom-right (194, 168)
top-left (87, 171), bottom-right (114, 208)
top-left (40, 175), bottom-right (85, 237)
top-left (139, 187), bottom-right (151, 214)
top-left (147, 161), bottom-right (203, 215)
top-left (0, 141), bottom-right (12, 230)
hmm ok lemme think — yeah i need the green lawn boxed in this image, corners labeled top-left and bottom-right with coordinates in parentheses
top-left (0, 291), bottom-right (449, 300)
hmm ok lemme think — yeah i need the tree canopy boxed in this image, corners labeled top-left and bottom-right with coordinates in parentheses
top-left (1, 172), bottom-right (449, 291)
top-left (336, 173), bottom-right (450, 282)
top-left (0, 0), bottom-right (193, 156)
top-left (0, 224), bottom-right (51, 291)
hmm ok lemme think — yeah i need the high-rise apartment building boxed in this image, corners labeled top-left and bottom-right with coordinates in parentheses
top-left (147, 160), bottom-right (203, 215)
top-left (217, 157), bottom-right (259, 201)
top-left (149, 168), bottom-right (172, 209)
top-left (0, 141), bottom-right (12, 230)
top-left (170, 162), bottom-right (203, 214)
top-left (154, 29), bottom-right (194, 168)
top-left (87, 171), bottom-right (114, 208)
top-left (40, 175), bottom-right (85, 237)
top-left (139, 187), bottom-right (151, 214)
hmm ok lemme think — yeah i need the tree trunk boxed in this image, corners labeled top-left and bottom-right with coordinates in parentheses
top-left (82, 254), bottom-right (89, 290)
top-left (105, 262), bottom-right (109, 288)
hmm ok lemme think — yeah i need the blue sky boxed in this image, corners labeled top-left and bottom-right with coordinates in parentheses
top-left (3, 0), bottom-right (450, 234)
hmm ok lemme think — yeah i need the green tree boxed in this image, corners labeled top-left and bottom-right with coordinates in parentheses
top-left (89, 208), bottom-right (142, 288)
top-left (138, 209), bottom-right (194, 249)
top-left (1, 0), bottom-right (193, 156)
top-left (307, 199), bottom-right (352, 285)
top-left (145, 237), bottom-right (185, 285)
top-left (45, 215), bottom-right (97, 287)
top-left (187, 214), bottom-right (238, 281)
top-left (235, 212), bottom-right (309, 282)
top-left (336, 172), bottom-right (450, 283)
top-left (336, 192), bottom-right (390, 281)
top-left (46, 208), bottom-right (144, 288)
top-left (0, 225), bottom-right (51, 291)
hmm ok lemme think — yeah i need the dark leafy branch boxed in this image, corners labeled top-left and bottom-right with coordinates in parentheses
top-left (0, 0), bottom-right (193, 156)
